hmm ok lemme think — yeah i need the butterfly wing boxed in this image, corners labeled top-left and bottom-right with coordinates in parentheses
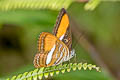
top-left (52, 8), bottom-right (72, 51)
top-left (38, 32), bottom-right (57, 52)
top-left (34, 32), bottom-right (69, 67)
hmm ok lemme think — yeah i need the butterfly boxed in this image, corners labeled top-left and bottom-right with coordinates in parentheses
top-left (34, 8), bottom-right (75, 68)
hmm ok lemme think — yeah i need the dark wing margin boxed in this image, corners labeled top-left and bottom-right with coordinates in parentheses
top-left (52, 8), bottom-right (66, 36)
top-left (52, 8), bottom-right (72, 51)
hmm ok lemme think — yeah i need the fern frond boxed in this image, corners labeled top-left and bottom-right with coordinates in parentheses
top-left (0, 0), bottom-right (104, 11)
top-left (0, 0), bottom-right (73, 11)
top-left (6, 62), bottom-right (101, 80)
top-left (84, 0), bottom-right (101, 10)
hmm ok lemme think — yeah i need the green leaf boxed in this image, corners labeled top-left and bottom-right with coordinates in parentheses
top-left (38, 67), bottom-right (44, 80)
top-left (87, 64), bottom-right (93, 70)
top-left (66, 63), bottom-right (72, 72)
top-left (16, 74), bottom-right (22, 80)
top-left (50, 66), bottom-right (56, 76)
top-left (61, 64), bottom-right (67, 73)
top-left (78, 63), bottom-right (82, 70)
top-left (0, 0), bottom-right (73, 11)
top-left (84, 0), bottom-right (101, 11)
top-left (21, 72), bottom-right (28, 80)
top-left (11, 76), bottom-right (16, 80)
top-left (6, 63), bottom-right (101, 80)
top-left (72, 63), bottom-right (77, 71)
top-left (83, 63), bottom-right (88, 70)
top-left (33, 69), bottom-right (38, 80)
top-left (44, 72), bottom-right (49, 78)
top-left (44, 68), bottom-right (50, 78)
top-left (27, 71), bottom-right (33, 80)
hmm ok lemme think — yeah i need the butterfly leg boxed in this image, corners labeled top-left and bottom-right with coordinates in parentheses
top-left (68, 50), bottom-right (71, 68)
top-left (61, 60), bottom-right (63, 65)
top-left (71, 49), bottom-right (76, 63)
top-left (68, 56), bottom-right (71, 64)
top-left (74, 53), bottom-right (77, 63)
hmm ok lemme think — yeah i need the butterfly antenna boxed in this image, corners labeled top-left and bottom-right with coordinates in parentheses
top-left (72, 33), bottom-right (84, 63)
top-left (72, 33), bottom-right (83, 50)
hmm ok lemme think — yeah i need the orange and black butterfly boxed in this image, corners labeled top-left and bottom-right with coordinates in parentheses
top-left (34, 8), bottom-right (75, 68)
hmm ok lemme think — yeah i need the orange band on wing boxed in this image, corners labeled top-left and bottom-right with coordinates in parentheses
top-left (56, 14), bottom-right (69, 38)
top-left (38, 32), bottom-right (57, 52)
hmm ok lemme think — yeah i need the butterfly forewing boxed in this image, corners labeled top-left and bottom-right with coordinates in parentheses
top-left (38, 32), bottom-right (57, 52)
top-left (52, 8), bottom-right (72, 51)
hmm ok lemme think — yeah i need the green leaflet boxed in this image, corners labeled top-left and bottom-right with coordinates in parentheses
top-left (0, 0), bottom-right (73, 11)
top-left (32, 69), bottom-right (38, 80)
top-left (38, 67), bottom-right (44, 80)
top-left (50, 66), bottom-right (56, 76)
top-left (11, 76), bottom-right (16, 80)
top-left (44, 67), bottom-right (50, 78)
top-left (27, 71), bottom-right (33, 80)
top-left (6, 62), bottom-right (101, 80)
top-left (84, 0), bottom-right (101, 11)
top-left (0, 0), bottom-right (102, 11)
top-left (20, 72), bottom-right (28, 80)
top-left (61, 64), bottom-right (67, 73)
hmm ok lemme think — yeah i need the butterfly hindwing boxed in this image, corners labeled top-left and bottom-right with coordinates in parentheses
top-left (52, 8), bottom-right (72, 51)
top-left (38, 32), bottom-right (57, 52)
top-left (35, 32), bottom-right (69, 67)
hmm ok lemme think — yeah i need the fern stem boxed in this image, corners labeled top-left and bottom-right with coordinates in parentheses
top-left (6, 62), bottom-right (101, 80)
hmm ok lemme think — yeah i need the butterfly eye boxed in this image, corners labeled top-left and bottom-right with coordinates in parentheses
top-left (64, 39), bottom-right (68, 43)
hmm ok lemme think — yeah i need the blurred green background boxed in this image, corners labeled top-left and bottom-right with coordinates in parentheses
top-left (0, 1), bottom-right (119, 80)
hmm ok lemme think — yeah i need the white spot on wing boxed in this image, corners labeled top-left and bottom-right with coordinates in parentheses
top-left (46, 45), bottom-right (56, 65)
top-left (59, 34), bottom-right (64, 40)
